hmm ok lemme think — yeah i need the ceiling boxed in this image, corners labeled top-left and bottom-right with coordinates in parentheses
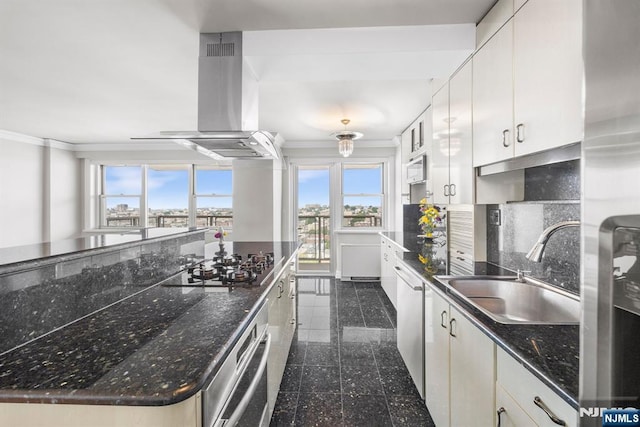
top-left (0, 0), bottom-right (496, 149)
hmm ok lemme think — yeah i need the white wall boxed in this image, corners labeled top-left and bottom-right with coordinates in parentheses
top-left (232, 159), bottom-right (284, 242)
top-left (50, 147), bottom-right (82, 241)
top-left (0, 132), bottom-right (82, 248)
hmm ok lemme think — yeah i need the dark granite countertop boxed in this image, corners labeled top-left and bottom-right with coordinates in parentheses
top-left (0, 228), bottom-right (206, 275)
top-left (0, 241), bottom-right (298, 406)
top-left (381, 231), bottom-right (579, 409)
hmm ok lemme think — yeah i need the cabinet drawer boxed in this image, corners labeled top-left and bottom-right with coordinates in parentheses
top-left (496, 384), bottom-right (538, 427)
top-left (497, 348), bottom-right (577, 427)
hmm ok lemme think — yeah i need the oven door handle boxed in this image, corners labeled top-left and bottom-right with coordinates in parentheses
top-left (224, 332), bottom-right (272, 427)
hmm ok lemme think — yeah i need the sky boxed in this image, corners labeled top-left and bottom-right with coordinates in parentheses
top-left (105, 167), bottom-right (232, 210)
top-left (105, 165), bottom-right (382, 210)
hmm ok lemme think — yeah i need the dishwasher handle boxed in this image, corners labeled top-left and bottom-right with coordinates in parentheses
top-left (393, 265), bottom-right (424, 291)
top-left (224, 333), bottom-right (272, 427)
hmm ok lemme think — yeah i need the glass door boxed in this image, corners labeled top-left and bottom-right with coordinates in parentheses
top-left (296, 165), bottom-right (331, 274)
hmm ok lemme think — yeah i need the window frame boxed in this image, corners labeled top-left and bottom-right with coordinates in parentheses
top-left (340, 162), bottom-right (385, 229)
top-left (98, 163), bottom-right (233, 230)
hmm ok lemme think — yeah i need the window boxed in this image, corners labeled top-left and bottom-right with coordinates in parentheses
top-left (99, 164), bottom-right (232, 229)
top-left (342, 163), bottom-right (384, 227)
top-left (102, 166), bottom-right (142, 227)
top-left (147, 165), bottom-right (189, 228)
top-left (195, 166), bottom-right (233, 229)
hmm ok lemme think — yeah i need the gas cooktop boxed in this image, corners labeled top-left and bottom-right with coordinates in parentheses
top-left (162, 249), bottom-right (277, 290)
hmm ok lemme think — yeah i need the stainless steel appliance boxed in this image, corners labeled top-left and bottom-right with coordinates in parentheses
top-left (407, 154), bottom-right (427, 184)
top-left (133, 32), bottom-right (280, 160)
top-left (395, 258), bottom-right (425, 399)
top-left (203, 302), bottom-right (270, 427)
top-left (581, 1), bottom-right (640, 424)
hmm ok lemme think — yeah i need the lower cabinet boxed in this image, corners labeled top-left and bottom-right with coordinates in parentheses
top-left (379, 235), bottom-right (398, 308)
top-left (496, 347), bottom-right (578, 427)
top-left (424, 285), bottom-right (496, 427)
top-left (266, 259), bottom-right (297, 414)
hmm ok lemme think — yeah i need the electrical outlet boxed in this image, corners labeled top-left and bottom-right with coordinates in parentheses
top-left (489, 209), bottom-right (501, 226)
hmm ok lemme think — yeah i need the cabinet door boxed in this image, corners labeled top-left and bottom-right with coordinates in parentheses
top-left (424, 288), bottom-right (451, 427)
top-left (448, 60), bottom-right (474, 205)
top-left (496, 384), bottom-right (539, 427)
top-left (267, 279), bottom-right (285, 410)
top-left (513, 0), bottom-right (583, 157)
top-left (431, 82), bottom-right (450, 205)
top-left (473, 19), bottom-right (515, 167)
top-left (449, 306), bottom-right (496, 427)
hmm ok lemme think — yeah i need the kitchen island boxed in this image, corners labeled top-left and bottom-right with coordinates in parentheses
top-left (0, 233), bottom-right (298, 427)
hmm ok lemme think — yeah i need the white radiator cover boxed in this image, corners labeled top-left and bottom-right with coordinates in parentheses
top-left (341, 244), bottom-right (381, 280)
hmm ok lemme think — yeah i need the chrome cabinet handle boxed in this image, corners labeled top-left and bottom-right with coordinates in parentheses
top-left (277, 281), bottom-right (284, 298)
top-left (449, 183), bottom-right (456, 196)
top-left (533, 396), bottom-right (566, 426)
top-left (449, 318), bottom-right (457, 337)
top-left (225, 333), bottom-right (272, 427)
top-left (497, 407), bottom-right (506, 427)
top-left (444, 184), bottom-right (450, 196)
top-left (440, 310), bottom-right (448, 328)
top-left (502, 129), bottom-right (510, 147)
top-left (516, 123), bottom-right (525, 143)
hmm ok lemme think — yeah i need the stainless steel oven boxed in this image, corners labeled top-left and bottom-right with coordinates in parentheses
top-left (203, 302), bottom-right (270, 427)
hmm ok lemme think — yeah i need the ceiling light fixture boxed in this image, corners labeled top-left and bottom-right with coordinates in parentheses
top-left (332, 119), bottom-right (363, 158)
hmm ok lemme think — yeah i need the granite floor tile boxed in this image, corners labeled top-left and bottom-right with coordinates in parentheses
top-left (305, 343), bottom-right (340, 366)
top-left (371, 342), bottom-right (404, 367)
top-left (286, 341), bottom-right (307, 365)
top-left (300, 366), bottom-right (341, 393)
top-left (279, 365), bottom-right (303, 392)
top-left (387, 395), bottom-right (436, 426)
top-left (272, 276), bottom-right (425, 427)
top-left (378, 365), bottom-right (421, 397)
top-left (269, 392), bottom-right (298, 427)
top-left (343, 394), bottom-right (393, 427)
top-left (340, 342), bottom-right (376, 366)
top-left (295, 392), bottom-right (344, 427)
top-left (340, 365), bottom-right (384, 396)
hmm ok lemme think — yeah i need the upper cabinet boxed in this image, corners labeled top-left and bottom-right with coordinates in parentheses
top-left (431, 59), bottom-right (474, 205)
top-left (473, 0), bottom-right (583, 167)
top-left (402, 110), bottom-right (430, 163)
top-left (472, 19), bottom-right (516, 167)
top-left (512, 0), bottom-right (583, 157)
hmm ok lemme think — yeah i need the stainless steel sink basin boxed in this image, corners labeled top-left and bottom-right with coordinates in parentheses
top-left (440, 276), bottom-right (580, 325)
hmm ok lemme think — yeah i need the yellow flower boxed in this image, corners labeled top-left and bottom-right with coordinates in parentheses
top-left (418, 254), bottom-right (427, 264)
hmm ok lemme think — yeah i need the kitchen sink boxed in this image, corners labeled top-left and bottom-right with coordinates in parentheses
top-left (440, 276), bottom-right (580, 325)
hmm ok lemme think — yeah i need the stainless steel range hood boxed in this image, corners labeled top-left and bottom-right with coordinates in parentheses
top-left (133, 32), bottom-right (280, 159)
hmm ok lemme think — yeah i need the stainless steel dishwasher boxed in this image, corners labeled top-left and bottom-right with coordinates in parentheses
top-left (394, 257), bottom-right (425, 399)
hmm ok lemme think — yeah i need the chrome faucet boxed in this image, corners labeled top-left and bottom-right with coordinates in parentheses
top-left (525, 220), bottom-right (581, 262)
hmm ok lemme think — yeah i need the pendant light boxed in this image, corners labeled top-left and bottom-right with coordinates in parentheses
top-left (331, 119), bottom-right (363, 157)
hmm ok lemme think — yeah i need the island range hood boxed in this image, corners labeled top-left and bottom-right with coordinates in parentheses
top-left (133, 32), bottom-right (280, 159)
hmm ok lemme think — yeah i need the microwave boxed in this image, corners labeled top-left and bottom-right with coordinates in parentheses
top-left (407, 155), bottom-right (427, 184)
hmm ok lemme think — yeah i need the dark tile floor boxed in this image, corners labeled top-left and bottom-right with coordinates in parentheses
top-left (270, 277), bottom-right (435, 427)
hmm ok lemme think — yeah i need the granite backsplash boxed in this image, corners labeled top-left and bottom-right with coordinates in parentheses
top-left (0, 231), bottom-right (204, 354)
top-left (486, 160), bottom-right (581, 295)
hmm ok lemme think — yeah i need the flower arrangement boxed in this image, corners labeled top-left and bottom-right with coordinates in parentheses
top-left (214, 226), bottom-right (227, 244)
top-left (418, 198), bottom-right (442, 238)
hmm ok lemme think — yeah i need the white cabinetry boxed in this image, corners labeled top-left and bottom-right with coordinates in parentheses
top-left (431, 59), bottom-right (474, 205)
top-left (512, 0), bottom-right (583, 157)
top-left (401, 108), bottom-right (432, 203)
top-left (473, 18), bottom-right (515, 167)
top-left (473, 0), bottom-right (583, 167)
top-left (496, 347), bottom-right (578, 427)
top-left (380, 235), bottom-right (403, 309)
top-left (267, 259), bottom-right (297, 412)
top-left (424, 286), bottom-right (496, 427)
